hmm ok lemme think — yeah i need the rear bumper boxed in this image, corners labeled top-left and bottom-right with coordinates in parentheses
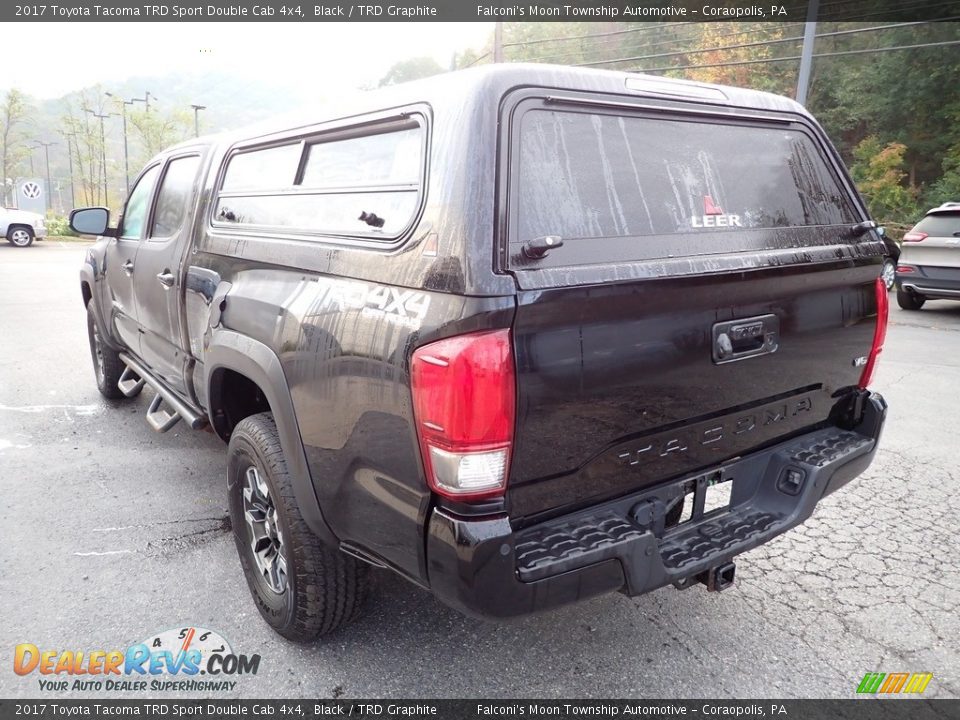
top-left (426, 392), bottom-right (886, 619)
top-left (897, 264), bottom-right (960, 298)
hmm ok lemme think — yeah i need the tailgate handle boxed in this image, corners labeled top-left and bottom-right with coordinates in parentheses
top-left (713, 314), bottom-right (779, 364)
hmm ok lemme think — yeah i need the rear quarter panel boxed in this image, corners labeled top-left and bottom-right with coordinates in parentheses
top-left (187, 251), bottom-right (513, 582)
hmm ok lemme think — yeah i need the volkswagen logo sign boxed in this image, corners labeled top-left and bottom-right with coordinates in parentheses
top-left (22, 181), bottom-right (42, 199)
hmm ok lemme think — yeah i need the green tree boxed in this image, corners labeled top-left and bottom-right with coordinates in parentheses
top-left (924, 142), bottom-right (960, 207)
top-left (128, 107), bottom-right (191, 162)
top-left (850, 137), bottom-right (919, 223)
top-left (379, 57), bottom-right (445, 87)
top-left (62, 89), bottom-right (113, 207)
top-left (1, 89), bottom-right (32, 206)
top-left (807, 23), bottom-right (960, 193)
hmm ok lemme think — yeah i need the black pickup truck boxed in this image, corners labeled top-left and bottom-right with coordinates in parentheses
top-left (73, 64), bottom-right (888, 641)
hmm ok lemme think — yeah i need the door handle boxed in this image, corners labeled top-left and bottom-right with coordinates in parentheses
top-left (122, 260), bottom-right (134, 275)
top-left (156, 271), bottom-right (175, 288)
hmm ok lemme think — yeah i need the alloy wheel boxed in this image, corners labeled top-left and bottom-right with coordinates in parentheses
top-left (242, 465), bottom-right (287, 594)
top-left (882, 260), bottom-right (896, 291)
top-left (91, 322), bottom-right (106, 385)
top-left (10, 229), bottom-right (31, 247)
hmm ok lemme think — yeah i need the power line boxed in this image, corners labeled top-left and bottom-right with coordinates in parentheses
top-left (517, 23), bottom-right (804, 65)
top-left (464, 51), bottom-right (491, 68)
top-left (505, 10), bottom-right (953, 67)
top-left (501, 21), bottom-right (693, 49)
top-left (633, 39), bottom-right (960, 74)
top-left (574, 19), bottom-right (953, 69)
top-left (576, 32), bottom-right (805, 67)
top-left (826, 0), bottom-right (960, 21)
top-left (499, 0), bottom-right (957, 56)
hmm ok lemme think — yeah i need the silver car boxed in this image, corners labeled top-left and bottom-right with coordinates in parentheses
top-left (896, 202), bottom-right (960, 310)
top-left (0, 207), bottom-right (47, 247)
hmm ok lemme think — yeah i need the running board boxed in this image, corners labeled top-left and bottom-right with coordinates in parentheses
top-left (146, 394), bottom-right (182, 432)
top-left (118, 353), bottom-right (208, 433)
top-left (117, 366), bottom-right (145, 397)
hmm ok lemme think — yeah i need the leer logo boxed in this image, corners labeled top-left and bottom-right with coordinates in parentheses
top-left (857, 672), bottom-right (933, 695)
top-left (691, 195), bottom-right (742, 228)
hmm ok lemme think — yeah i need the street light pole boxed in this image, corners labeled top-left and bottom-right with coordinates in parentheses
top-left (796, 0), bottom-right (819, 106)
top-left (86, 109), bottom-right (113, 205)
top-left (63, 133), bottom-right (77, 209)
top-left (33, 141), bottom-right (57, 212)
top-left (105, 92), bottom-right (135, 194)
top-left (190, 104), bottom-right (206, 137)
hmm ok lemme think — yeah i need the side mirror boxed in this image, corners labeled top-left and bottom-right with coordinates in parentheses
top-left (69, 207), bottom-right (115, 236)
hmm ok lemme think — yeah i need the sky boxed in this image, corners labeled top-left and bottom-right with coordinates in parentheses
top-left (12, 22), bottom-right (494, 98)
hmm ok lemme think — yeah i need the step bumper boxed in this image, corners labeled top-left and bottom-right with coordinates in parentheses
top-left (425, 392), bottom-right (886, 619)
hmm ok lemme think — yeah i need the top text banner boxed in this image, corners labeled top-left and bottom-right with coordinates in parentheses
top-left (5, 0), bottom-right (960, 22)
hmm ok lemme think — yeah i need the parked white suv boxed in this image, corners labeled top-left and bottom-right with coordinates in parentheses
top-left (0, 207), bottom-right (46, 247)
top-left (896, 203), bottom-right (960, 310)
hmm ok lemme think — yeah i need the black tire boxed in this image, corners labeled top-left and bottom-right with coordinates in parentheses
top-left (86, 302), bottom-right (134, 399)
top-left (7, 225), bottom-right (34, 247)
top-left (228, 412), bottom-right (369, 642)
top-left (896, 287), bottom-right (926, 311)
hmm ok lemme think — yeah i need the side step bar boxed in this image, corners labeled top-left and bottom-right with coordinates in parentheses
top-left (117, 366), bottom-right (145, 397)
top-left (118, 353), bottom-right (208, 433)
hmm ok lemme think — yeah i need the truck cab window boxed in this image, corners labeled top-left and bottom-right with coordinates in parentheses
top-left (120, 164), bottom-right (161, 240)
top-left (151, 155), bottom-right (202, 239)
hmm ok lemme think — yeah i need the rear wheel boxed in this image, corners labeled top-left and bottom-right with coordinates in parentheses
top-left (896, 287), bottom-right (926, 311)
top-left (86, 303), bottom-right (132, 399)
top-left (228, 412), bottom-right (369, 642)
top-left (7, 226), bottom-right (34, 247)
top-left (881, 259), bottom-right (896, 291)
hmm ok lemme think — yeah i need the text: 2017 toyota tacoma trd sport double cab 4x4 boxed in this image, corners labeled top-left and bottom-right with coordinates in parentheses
top-left (73, 65), bottom-right (889, 641)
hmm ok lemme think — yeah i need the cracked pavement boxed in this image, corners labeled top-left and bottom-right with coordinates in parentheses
top-left (1, 243), bottom-right (957, 699)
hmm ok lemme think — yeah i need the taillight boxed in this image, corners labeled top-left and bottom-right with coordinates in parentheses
top-left (896, 265), bottom-right (915, 274)
top-left (858, 277), bottom-right (889, 389)
top-left (411, 329), bottom-right (515, 501)
top-left (902, 231), bottom-right (928, 242)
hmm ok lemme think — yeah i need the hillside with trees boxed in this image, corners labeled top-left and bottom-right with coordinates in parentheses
top-left (461, 21), bottom-right (960, 233)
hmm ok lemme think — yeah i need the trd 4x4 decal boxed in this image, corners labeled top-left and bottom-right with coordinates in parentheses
top-left (313, 277), bottom-right (431, 328)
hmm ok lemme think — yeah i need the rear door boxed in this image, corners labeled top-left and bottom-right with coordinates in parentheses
top-left (134, 153), bottom-right (203, 394)
top-left (104, 163), bottom-right (161, 352)
top-left (501, 93), bottom-right (883, 523)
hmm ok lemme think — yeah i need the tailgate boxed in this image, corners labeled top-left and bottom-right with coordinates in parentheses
top-left (501, 93), bottom-right (883, 522)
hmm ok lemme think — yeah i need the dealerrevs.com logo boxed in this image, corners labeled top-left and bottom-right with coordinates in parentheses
top-left (14, 627), bottom-right (260, 693)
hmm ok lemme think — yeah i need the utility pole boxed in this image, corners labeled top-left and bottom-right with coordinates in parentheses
top-left (190, 104), bottom-right (206, 138)
top-left (86, 109), bottom-right (113, 206)
top-left (796, 0), bottom-right (819, 106)
top-left (63, 132), bottom-right (77, 209)
top-left (128, 92), bottom-right (153, 111)
top-left (105, 92), bottom-right (135, 194)
top-left (494, 22), bottom-right (503, 63)
top-left (32, 141), bottom-right (57, 212)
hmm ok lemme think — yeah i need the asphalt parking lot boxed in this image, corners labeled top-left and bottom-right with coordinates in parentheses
top-left (1, 241), bottom-right (958, 700)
